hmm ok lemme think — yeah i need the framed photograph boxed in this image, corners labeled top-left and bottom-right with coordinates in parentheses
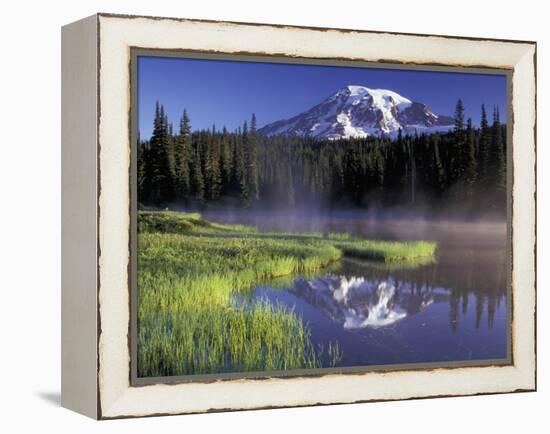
top-left (61, 13), bottom-right (536, 419)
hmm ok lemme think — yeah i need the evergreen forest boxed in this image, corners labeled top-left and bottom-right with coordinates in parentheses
top-left (138, 100), bottom-right (506, 215)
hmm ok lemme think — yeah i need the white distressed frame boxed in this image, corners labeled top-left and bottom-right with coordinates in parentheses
top-left (63, 13), bottom-right (536, 419)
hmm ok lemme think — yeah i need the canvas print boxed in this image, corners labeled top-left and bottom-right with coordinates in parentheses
top-left (134, 55), bottom-right (509, 379)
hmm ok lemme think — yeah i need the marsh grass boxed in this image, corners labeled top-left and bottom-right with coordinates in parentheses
top-left (343, 255), bottom-right (436, 271)
top-left (137, 211), bottom-right (436, 377)
top-left (333, 240), bottom-right (437, 262)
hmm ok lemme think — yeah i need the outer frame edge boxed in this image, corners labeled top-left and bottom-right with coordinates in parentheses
top-left (95, 14), bottom-right (537, 420)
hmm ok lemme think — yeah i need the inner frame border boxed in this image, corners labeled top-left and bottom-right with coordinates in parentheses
top-left (128, 48), bottom-right (514, 387)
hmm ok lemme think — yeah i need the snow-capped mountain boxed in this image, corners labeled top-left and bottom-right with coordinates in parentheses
top-left (258, 85), bottom-right (454, 139)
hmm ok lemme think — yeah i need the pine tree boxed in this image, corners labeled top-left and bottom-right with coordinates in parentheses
top-left (236, 121), bottom-right (250, 205)
top-left (464, 118), bottom-right (478, 200)
top-left (147, 102), bottom-right (173, 205)
top-left (407, 138), bottom-right (416, 204)
top-left (248, 113), bottom-right (260, 200)
top-left (432, 133), bottom-right (445, 193)
top-left (286, 163), bottom-right (295, 206)
top-left (137, 132), bottom-right (147, 202)
top-left (344, 145), bottom-right (363, 205)
top-left (167, 121), bottom-right (176, 182)
top-left (181, 109), bottom-right (191, 135)
top-left (454, 99), bottom-right (465, 133)
top-left (191, 144), bottom-right (204, 204)
top-left (204, 131), bottom-right (222, 200)
top-left (492, 106), bottom-right (506, 194)
top-left (173, 110), bottom-right (192, 199)
top-left (478, 103), bottom-right (491, 190)
top-left (449, 99), bottom-right (467, 191)
top-left (480, 104), bottom-right (489, 131)
top-left (220, 126), bottom-right (233, 191)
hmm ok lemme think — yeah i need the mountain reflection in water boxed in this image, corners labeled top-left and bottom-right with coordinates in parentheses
top-left (293, 275), bottom-right (438, 329)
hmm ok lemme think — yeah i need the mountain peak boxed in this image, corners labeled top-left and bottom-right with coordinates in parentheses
top-left (259, 85), bottom-right (453, 139)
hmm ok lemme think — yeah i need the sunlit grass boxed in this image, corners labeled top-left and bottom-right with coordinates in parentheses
top-left (138, 214), bottom-right (341, 377)
top-left (333, 239), bottom-right (437, 262)
top-left (342, 255), bottom-right (436, 271)
top-left (137, 211), bottom-right (436, 377)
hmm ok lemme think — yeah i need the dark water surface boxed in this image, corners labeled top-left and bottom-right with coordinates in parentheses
top-left (204, 210), bottom-right (509, 368)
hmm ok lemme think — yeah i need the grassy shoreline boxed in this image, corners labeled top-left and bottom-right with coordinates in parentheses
top-left (137, 211), bottom-right (436, 377)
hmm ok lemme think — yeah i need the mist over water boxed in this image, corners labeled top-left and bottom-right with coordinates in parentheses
top-left (201, 207), bottom-right (506, 244)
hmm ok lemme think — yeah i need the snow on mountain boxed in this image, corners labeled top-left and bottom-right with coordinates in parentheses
top-left (258, 85), bottom-right (454, 139)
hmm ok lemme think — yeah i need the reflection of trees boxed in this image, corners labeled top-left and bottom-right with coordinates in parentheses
top-left (475, 293), bottom-right (485, 329)
top-left (462, 290), bottom-right (469, 315)
top-left (340, 247), bottom-right (507, 332)
top-left (450, 293), bottom-right (459, 333)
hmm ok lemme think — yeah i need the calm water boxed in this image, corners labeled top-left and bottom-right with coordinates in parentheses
top-left (204, 210), bottom-right (509, 368)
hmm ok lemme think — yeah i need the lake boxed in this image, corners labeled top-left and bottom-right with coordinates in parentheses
top-left (203, 209), bottom-right (510, 369)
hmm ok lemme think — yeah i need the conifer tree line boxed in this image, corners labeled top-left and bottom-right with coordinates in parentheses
top-left (138, 100), bottom-right (506, 213)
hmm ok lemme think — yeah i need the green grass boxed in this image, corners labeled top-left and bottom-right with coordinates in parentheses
top-left (137, 211), bottom-right (436, 377)
top-left (342, 255), bottom-right (436, 271)
top-left (332, 239), bottom-right (436, 262)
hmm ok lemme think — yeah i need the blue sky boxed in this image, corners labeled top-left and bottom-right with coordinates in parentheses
top-left (138, 55), bottom-right (507, 139)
